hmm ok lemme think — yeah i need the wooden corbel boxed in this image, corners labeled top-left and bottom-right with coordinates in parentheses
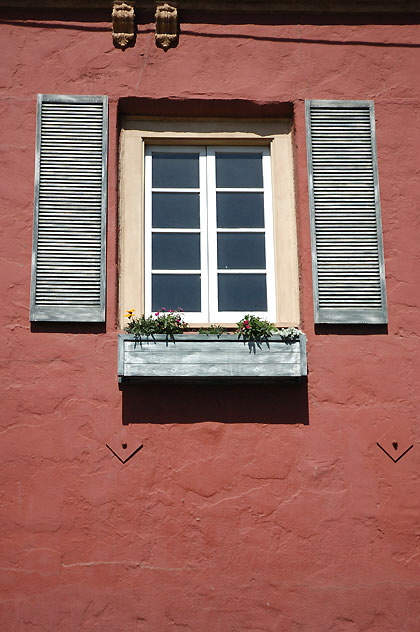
top-left (112, 0), bottom-right (136, 49)
top-left (155, 3), bottom-right (178, 51)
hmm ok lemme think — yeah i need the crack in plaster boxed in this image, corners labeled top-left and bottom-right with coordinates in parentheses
top-left (203, 484), bottom-right (271, 507)
top-left (0, 567), bottom-right (40, 574)
top-left (274, 579), bottom-right (420, 591)
top-left (60, 560), bottom-right (191, 571)
top-left (134, 28), bottom-right (154, 93)
top-left (243, 473), bottom-right (291, 482)
top-left (0, 422), bottom-right (51, 434)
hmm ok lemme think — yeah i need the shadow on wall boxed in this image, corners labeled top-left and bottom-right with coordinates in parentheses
top-left (121, 382), bottom-right (309, 425)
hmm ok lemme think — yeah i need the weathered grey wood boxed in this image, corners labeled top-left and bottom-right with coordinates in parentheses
top-left (30, 94), bottom-right (108, 322)
top-left (306, 100), bottom-right (387, 325)
top-left (118, 334), bottom-right (307, 382)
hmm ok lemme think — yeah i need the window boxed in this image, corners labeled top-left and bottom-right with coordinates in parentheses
top-left (144, 145), bottom-right (276, 322)
top-left (119, 118), bottom-right (300, 327)
top-left (31, 97), bottom-right (385, 327)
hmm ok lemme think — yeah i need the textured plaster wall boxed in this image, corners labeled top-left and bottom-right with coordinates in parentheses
top-left (1, 9), bottom-right (420, 631)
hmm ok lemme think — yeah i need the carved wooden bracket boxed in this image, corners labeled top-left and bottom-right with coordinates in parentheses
top-left (155, 2), bottom-right (178, 51)
top-left (112, 0), bottom-right (136, 49)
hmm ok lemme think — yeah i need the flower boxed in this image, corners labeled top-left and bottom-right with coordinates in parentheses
top-left (125, 309), bottom-right (135, 318)
top-left (124, 308), bottom-right (186, 336)
top-left (237, 314), bottom-right (277, 342)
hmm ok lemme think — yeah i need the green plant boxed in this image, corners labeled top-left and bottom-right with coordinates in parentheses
top-left (237, 314), bottom-right (277, 342)
top-left (198, 325), bottom-right (225, 336)
top-left (124, 309), bottom-right (186, 337)
top-left (237, 315), bottom-right (302, 343)
top-left (277, 327), bottom-right (302, 342)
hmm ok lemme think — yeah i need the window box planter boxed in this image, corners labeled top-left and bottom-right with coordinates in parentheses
top-left (118, 333), bottom-right (307, 383)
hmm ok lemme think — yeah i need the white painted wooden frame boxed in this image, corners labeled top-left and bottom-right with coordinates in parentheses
top-left (206, 146), bottom-right (276, 322)
top-left (145, 145), bottom-right (275, 323)
top-left (144, 145), bottom-right (208, 322)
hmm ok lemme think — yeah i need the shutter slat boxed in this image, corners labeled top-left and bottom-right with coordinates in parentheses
top-left (306, 100), bottom-right (387, 324)
top-left (30, 94), bottom-right (108, 322)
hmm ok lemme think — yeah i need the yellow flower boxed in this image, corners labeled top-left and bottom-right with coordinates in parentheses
top-left (125, 309), bottom-right (135, 318)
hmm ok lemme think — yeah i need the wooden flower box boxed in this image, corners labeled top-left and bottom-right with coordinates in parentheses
top-left (118, 333), bottom-right (307, 383)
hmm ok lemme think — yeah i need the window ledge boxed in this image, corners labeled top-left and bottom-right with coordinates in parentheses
top-left (118, 333), bottom-right (307, 383)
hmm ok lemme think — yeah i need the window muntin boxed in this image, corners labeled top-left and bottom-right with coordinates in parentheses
top-left (144, 145), bottom-right (276, 323)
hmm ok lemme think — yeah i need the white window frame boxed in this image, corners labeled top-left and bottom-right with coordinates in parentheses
top-left (206, 145), bottom-right (276, 322)
top-left (119, 118), bottom-right (300, 328)
top-left (144, 144), bottom-right (276, 323)
top-left (144, 145), bottom-right (209, 322)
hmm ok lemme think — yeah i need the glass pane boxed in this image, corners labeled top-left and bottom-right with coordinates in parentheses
top-left (153, 193), bottom-right (200, 228)
top-left (216, 152), bottom-right (263, 188)
top-left (217, 233), bottom-right (266, 269)
top-left (152, 274), bottom-right (201, 312)
top-left (153, 233), bottom-right (200, 270)
top-left (217, 192), bottom-right (264, 228)
top-left (218, 274), bottom-right (267, 311)
top-left (152, 153), bottom-right (199, 188)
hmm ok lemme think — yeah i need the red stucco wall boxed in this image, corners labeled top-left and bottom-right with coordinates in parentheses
top-left (1, 9), bottom-right (420, 631)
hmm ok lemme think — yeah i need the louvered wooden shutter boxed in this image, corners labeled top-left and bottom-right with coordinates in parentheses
top-left (30, 94), bottom-right (108, 322)
top-left (306, 100), bottom-right (387, 324)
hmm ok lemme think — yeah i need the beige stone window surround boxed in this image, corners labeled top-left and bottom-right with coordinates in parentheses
top-left (118, 117), bottom-right (300, 328)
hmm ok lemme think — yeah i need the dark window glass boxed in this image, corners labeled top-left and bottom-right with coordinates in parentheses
top-left (217, 192), bottom-right (265, 228)
top-left (218, 274), bottom-right (267, 311)
top-left (216, 152), bottom-right (263, 188)
top-left (152, 153), bottom-right (199, 188)
top-left (152, 193), bottom-right (200, 229)
top-left (217, 233), bottom-right (266, 269)
top-left (152, 274), bottom-right (201, 312)
top-left (152, 233), bottom-right (200, 270)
